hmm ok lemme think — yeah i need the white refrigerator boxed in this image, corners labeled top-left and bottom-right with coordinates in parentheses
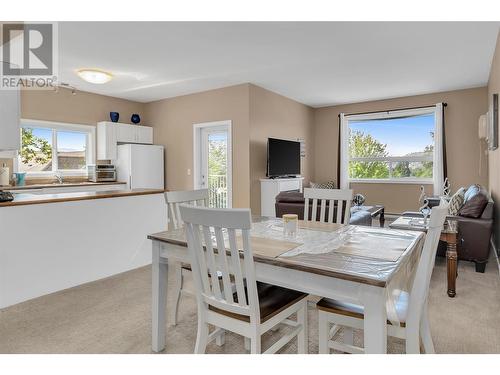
top-left (116, 144), bottom-right (164, 189)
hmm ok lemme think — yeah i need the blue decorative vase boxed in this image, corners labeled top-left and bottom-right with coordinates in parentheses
top-left (110, 112), bottom-right (119, 122)
top-left (131, 114), bottom-right (141, 124)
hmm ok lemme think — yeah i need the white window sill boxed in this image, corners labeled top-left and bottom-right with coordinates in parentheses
top-left (349, 179), bottom-right (433, 185)
top-left (20, 171), bottom-right (88, 178)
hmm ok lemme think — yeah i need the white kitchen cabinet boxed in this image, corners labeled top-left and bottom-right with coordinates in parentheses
top-left (97, 122), bottom-right (153, 160)
top-left (137, 126), bottom-right (153, 144)
top-left (0, 87), bottom-right (21, 152)
top-left (97, 122), bottom-right (117, 160)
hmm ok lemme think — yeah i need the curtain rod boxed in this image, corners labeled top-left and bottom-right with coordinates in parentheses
top-left (338, 102), bottom-right (447, 118)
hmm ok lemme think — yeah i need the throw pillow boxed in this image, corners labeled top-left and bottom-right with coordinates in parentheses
top-left (448, 187), bottom-right (465, 216)
top-left (458, 188), bottom-right (489, 218)
top-left (309, 180), bottom-right (335, 189)
top-left (463, 184), bottom-right (481, 202)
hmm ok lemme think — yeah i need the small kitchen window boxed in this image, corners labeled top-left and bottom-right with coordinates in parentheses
top-left (17, 119), bottom-right (96, 177)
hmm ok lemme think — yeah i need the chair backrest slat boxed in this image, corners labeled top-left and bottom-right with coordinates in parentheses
top-left (343, 197), bottom-right (351, 224)
top-left (169, 203), bottom-right (179, 229)
top-left (191, 222), bottom-right (211, 294)
top-left (407, 205), bottom-right (448, 329)
top-left (164, 189), bottom-right (209, 229)
top-left (201, 226), bottom-right (222, 298)
top-left (336, 200), bottom-right (342, 223)
top-left (227, 229), bottom-right (248, 306)
top-left (180, 205), bottom-right (259, 322)
top-left (311, 198), bottom-right (318, 222)
top-left (327, 199), bottom-right (335, 223)
top-left (213, 226), bottom-right (235, 303)
top-left (319, 199), bottom-right (327, 223)
top-left (303, 188), bottom-right (353, 224)
top-left (304, 197), bottom-right (310, 221)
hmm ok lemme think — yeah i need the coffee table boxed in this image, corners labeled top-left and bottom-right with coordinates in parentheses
top-left (352, 205), bottom-right (385, 227)
top-left (389, 216), bottom-right (458, 298)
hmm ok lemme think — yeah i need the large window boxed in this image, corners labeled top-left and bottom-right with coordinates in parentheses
top-left (340, 105), bottom-right (445, 193)
top-left (18, 120), bottom-right (95, 176)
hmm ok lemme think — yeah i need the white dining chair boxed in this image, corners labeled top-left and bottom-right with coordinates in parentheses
top-left (316, 205), bottom-right (448, 354)
top-left (164, 189), bottom-right (209, 326)
top-left (303, 188), bottom-right (353, 224)
top-left (179, 204), bottom-right (309, 354)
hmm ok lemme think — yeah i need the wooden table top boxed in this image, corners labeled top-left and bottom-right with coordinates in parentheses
top-left (149, 217), bottom-right (424, 288)
top-left (0, 189), bottom-right (165, 207)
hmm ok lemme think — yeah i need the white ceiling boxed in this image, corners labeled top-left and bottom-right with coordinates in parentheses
top-left (59, 22), bottom-right (500, 107)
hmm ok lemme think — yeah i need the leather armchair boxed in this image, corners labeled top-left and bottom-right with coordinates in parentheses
top-left (403, 186), bottom-right (493, 273)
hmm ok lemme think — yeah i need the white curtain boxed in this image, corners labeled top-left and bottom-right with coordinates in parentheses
top-left (339, 113), bottom-right (349, 189)
top-left (433, 103), bottom-right (445, 196)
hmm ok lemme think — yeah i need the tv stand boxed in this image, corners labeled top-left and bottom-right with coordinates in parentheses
top-left (268, 175), bottom-right (298, 179)
top-left (260, 177), bottom-right (304, 217)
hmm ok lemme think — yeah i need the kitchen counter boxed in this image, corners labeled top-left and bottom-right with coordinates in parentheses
top-left (1, 181), bottom-right (127, 190)
top-left (0, 188), bottom-right (165, 207)
top-left (0, 188), bottom-right (167, 308)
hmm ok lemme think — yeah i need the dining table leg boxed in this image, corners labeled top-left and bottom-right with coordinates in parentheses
top-left (446, 239), bottom-right (458, 298)
top-left (362, 288), bottom-right (388, 354)
top-left (152, 240), bottom-right (168, 352)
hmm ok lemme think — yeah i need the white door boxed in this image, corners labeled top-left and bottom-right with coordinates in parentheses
top-left (194, 121), bottom-right (232, 208)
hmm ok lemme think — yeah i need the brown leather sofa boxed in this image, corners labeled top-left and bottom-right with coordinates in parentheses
top-left (403, 184), bottom-right (494, 273)
top-left (275, 191), bottom-right (373, 226)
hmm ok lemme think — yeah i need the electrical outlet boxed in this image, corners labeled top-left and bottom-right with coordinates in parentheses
top-left (187, 168), bottom-right (191, 176)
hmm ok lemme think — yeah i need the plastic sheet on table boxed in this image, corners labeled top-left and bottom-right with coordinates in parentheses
top-left (251, 216), bottom-right (425, 325)
top-left (163, 216), bottom-right (425, 326)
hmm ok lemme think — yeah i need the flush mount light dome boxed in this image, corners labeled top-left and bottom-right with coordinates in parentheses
top-left (77, 69), bottom-right (113, 84)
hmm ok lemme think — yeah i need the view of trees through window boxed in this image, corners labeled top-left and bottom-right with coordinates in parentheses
top-left (19, 127), bottom-right (87, 173)
top-left (348, 113), bottom-right (434, 180)
top-left (207, 132), bottom-right (228, 208)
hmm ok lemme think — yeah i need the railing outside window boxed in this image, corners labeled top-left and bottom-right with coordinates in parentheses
top-left (208, 174), bottom-right (227, 208)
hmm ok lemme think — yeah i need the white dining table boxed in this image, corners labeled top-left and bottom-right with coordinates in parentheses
top-left (148, 216), bottom-right (424, 353)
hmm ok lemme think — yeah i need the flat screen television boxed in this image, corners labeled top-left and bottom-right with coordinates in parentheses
top-left (266, 138), bottom-right (301, 178)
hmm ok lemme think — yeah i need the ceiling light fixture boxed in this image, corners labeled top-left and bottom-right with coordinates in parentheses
top-left (77, 69), bottom-right (113, 84)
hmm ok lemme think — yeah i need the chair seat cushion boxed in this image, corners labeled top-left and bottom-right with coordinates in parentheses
top-left (316, 291), bottom-right (409, 327)
top-left (209, 282), bottom-right (308, 323)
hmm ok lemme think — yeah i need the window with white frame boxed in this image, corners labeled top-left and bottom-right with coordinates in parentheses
top-left (18, 119), bottom-right (95, 176)
top-left (339, 104), bottom-right (445, 194)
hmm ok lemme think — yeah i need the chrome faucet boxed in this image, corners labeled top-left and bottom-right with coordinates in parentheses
top-left (54, 173), bottom-right (63, 184)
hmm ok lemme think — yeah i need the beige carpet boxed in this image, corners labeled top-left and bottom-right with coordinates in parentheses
top-left (1, 255), bottom-right (499, 354)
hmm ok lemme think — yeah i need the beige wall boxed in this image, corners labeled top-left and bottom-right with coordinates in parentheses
top-left (1, 88), bottom-right (146, 183)
top-left (315, 87), bottom-right (488, 213)
top-left (22, 88), bottom-right (146, 127)
top-left (145, 84), bottom-right (251, 208)
top-left (249, 84), bottom-right (315, 214)
top-left (488, 32), bottom-right (500, 248)
top-left (7, 70), bottom-right (492, 217)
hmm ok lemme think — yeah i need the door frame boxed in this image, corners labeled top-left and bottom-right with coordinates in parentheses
top-left (193, 120), bottom-right (233, 208)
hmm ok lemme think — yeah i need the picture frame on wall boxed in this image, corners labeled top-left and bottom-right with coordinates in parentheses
top-left (489, 93), bottom-right (499, 151)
